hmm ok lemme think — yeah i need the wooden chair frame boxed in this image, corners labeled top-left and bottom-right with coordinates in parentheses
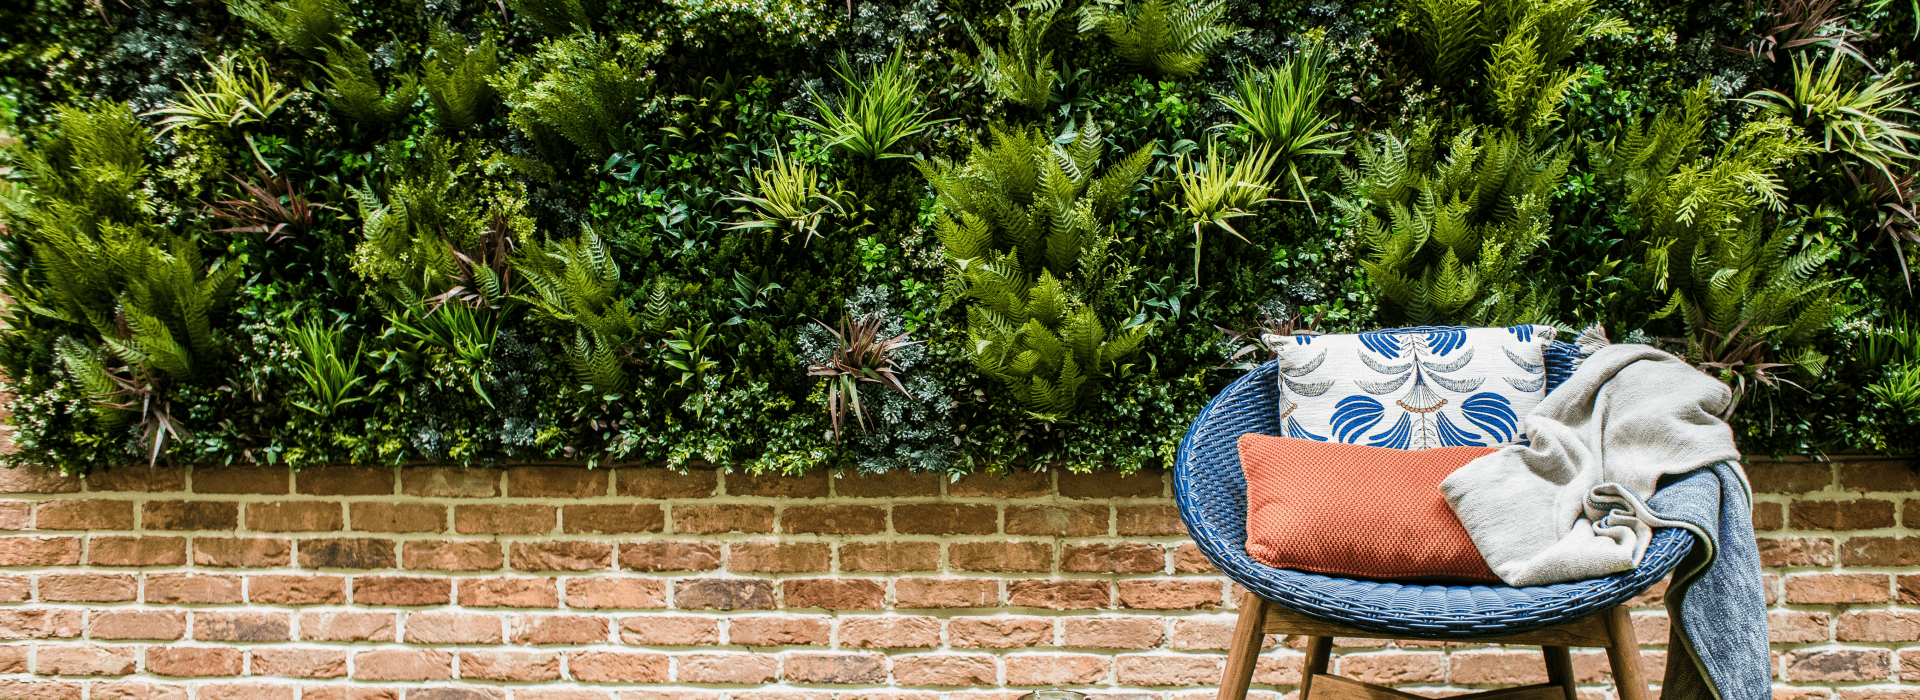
top-left (1218, 589), bottom-right (1650, 700)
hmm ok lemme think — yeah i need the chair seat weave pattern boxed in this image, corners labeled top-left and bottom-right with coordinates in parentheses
top-left (1174, 327), bottom-right (1695, 638)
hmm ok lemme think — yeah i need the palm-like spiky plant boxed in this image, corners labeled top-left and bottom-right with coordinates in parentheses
top-left (963, 6), bottom-right (1060, 110)
top-left (807, 313), bottom-right (919, 439)
top-left (1174, 141), bottom-right (1280, 283)
top-left (1215, 40), bottom-right (1346, 216)
top-left (792, 47), bottom-right (952, 160)
top-left (208, 170), bottom-right (332, 242)
top-left (286, 319), bottom-right (373, 417)
top-left (147, 55), bottom-right (293, 136)
top-left (725, 149), bottom-right (846, 245)
top-left (1741, 50), bottom-right (1920, 185)
top-left (1081, 0), bottom-right (1244, 77)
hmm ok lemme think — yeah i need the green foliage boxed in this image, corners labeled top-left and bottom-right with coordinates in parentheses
top-left (286, 319), bottom-right (373, 416)
top-left (1215, 40), bottom-right (1346, 210)
top-left (321, 38), bottom-right (420, 130)
top-left (1742, 49), bottom-right (1920, 183)
top-left (505, 0), bottom-right (603, 36)
top-left (514, 227), bottom-right (640, 396)
top-left (496, 32), bottom-right (664, 161)
top-left (385, 296), bottom-right (500, 406)
top-left (725, 149), bottom-right (847, 245)
top-left (222, 0), bottom-right (348, 58)
top-left (807, 313), bottom-right (917, 439)
top-left (1407, 0), bottom-right (1623, 129)
top-left (1337, 123), bottom-right (1567, 325)
top-left (791, 47), bottom-right (951, 160)
top-left (1080, 0), bottom-right (1243, 77)
top-left (147, 55), bottom-right (293, 136)
top-left (919, 124), bottom-right (1156, 419)
top-left (962, 6), bottom-right (1060, 110)
top-left (423, 24), bottom-right (500, 132)
top-left (1174, 141), bottom-right (1279, 282)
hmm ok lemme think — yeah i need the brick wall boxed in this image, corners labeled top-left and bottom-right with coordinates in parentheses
top-left (0, 456), bottom-right (1907, 700)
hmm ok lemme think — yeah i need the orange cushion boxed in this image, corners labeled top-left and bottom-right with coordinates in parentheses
top-left (1239, 433), bottom-right (1502, 582)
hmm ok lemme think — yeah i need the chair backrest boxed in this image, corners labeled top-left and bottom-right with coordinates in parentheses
top-left (1367, 325), bottom-right (1586, 395)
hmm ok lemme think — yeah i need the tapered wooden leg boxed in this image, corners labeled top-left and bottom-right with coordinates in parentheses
top-left (1218, 590), bottom-right (1271, 700)
top-left (1602, 606), bottom-right (1649, 700)
top-left (1543, 645), bottom-right (1577, 700)
top-left (1299, 635), bottom-right (1334, 700)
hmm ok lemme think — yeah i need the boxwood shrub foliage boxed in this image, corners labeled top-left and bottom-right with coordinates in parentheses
top-left (0, 0), bottom-right (1916, 476)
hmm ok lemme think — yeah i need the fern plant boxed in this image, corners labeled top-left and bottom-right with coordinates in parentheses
top-left (725, 149), bottom-right (846, 245)
top-left (1407, 0), bottom-right (1622, 129)
top-left (147, 55), bottom-right (293, 136)
top-left (321, 38), bottom-right (420, 129)
top-left (792, 47), bottom-right (952, 160)
top-left (962, 6), bottom-right (1060, 110)
top-left (222, 0), bottom-right (348, 58)
top-left (348, 136), bottom-right (518, 306)
top-left (495, 32), bottom-right (665, 160)
top-left (918, 124), bottom-right (1156, 419)
top-left (423, 23), bottom-right (500, 132)
top-left (506, 0), bottom-right (603, 36)
top-left (1215, 40), bottom-right (1346, 215)
top-left (514, 227), bottom-right (640, 397)
top-left (1174, 140), bottom-right (1279, 282)
top-left (1336, 122), bottom-right (1567, 325)
top-left (1081, 0), bottom-right (1244, 77)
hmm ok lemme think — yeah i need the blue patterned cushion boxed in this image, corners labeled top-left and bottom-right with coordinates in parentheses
top-left (1269, 326), bottom-right (1557, 449)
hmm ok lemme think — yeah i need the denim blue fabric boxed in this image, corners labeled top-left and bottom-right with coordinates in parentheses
top-left (1644, 463), bottom-right (1768, 700)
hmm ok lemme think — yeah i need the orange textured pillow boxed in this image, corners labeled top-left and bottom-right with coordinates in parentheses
top-left (1239, 433), bottom-right (1502, 582)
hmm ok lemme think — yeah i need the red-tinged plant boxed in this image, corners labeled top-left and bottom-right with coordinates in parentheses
top-left (807, 313), bottom-right (918, 439)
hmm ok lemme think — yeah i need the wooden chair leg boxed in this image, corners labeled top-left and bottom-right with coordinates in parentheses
top-left (1602, 606), bottom-right (1650, 700)
top-left (1218, 589), bottom-right (1271, 700)
top-left (1300, 635), bottom-right (1333, 700)
top-left (1542, 645), bottom-right (1577, 700)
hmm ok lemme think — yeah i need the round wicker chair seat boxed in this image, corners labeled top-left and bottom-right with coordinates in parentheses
top-left (1173, 332), bottom-right (1695, 638)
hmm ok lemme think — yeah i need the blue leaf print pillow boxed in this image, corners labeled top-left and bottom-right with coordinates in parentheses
top-left (1269, 326), bottom-right (1556, 449)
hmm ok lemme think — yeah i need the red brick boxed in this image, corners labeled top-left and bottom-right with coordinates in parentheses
top-left (1784, 573), bottom-right (1889, 604)
top-left (949, 616), bottom-right (1051, 648)
top-left (402, 540), bottom-right (503, 571)
top-left (245, 501), bottom-right (342, 531)
top-left (38, 573), bottom-right (135, 602)
top-left (1169, 616), bottom-right (1254, 650)
top-left (1063, 543), bottom-right (1165, 573)
top-left (0, 501), bottom-right (26, 529)
top-left (459, 577), bottom-right (559, 608)
top-left (615, 467), bottom-right (717, 498)
top-left (34, 499), bottom-right (134, 530)
top-left (194, 611), bottom-right (290, 642)
top-left (563, 577), bottom-right (664, 609)
top-left (1782, 648), bottom-right (1890, 682)
top-left (727, 470), bottom-right (828, 497)
top-left (249, 647), bottom-right (347, 678)
top-left (618, 616), bottom-right (717, 645)
top-left (400, 467), bottom-right (499, 498)
top-left (1342, 651), bottom-right (1446, 684)
top-left (895, 504), bottom-right (998, 535)
top-left (840, 542), bottom-right (939, 572)
top-left (783, 651), bottom-right (886, 684)
top-left (950, 470), bottom-right (1051, 498)
top-left (147, 647), bottom-right (241, 676)
top-left (0, 645), bottom-right (23, 673)
top-left (460, 650), bottom-right (560, 681)
top-left (565, 650), bottom-right (668, 682)
top-left (1174, 542), bottom-right (1218, 573)
top-left (832, 470), bottom-right (941, 497)
top-left (88, 535), bottom-right (186, 566)
top-left (352, 649), bottom-right (452, 681)
top-left (672, 504), bottom-right (773, 534)
top-left (677, 653), bottom-right (777, 683)
top-left (1793, 499), bottom-right (1896, 530)
top-left (1062, 615), bottom-right (1165, 649)
top-left (454, 504), bottom-right (554, 535)
top-left (404, 612), bottom-right (502, 643)
top-left (1745, 459), bottom-right (1829, 492)
top-left (1450, 649), bottom-right (1549, 685)
top-left (1004, 653), bottom-right (1109, 685)
top-left (198, 684), bottom-right (294, 700)
top-left (1118, 579), bottom-right (1223, 609)
top-left (729, 615), bottom-right (831, 646)
top-left (0, 467), bottom-right (80, 493)
top-left (1840, 460), bottom-right (1920, 492)
top-left (507, 466), bottom-right (608, 497)
top-left (249, 574), bottom-right (346, 605)
top-left (730, 541), bottom-right (830, 573)
top-left (1008, 579), bottom-right (1109, 609)
top-left (1115, 653), bottom-right (1224, 686)
top-left (1759, 537), bottom-right (1836, 567)
top-left (512, 541), bottom-right (613, 571)
top-left (298, 538), bottom-right (396, 569)
top-left (353, 576), bottom-right (451, 606)
top-left (1770, 610), bottom-right (1832, 643)
top-left (144, 573), bottom-right (242, 604)
top-left (0, 680), bottom-right (79, 700)
top-left (84, 465), bottom-right (186, 492)
top-left (296, 466), bottom-right (394, 496)
top-left (1838, 610), bottom-right (1920, 641)
top-left (1059, 469), bottom-right (1163, 498)
top-left (0, 536), bottom-right (80, 566)
top-left (87, 610), bottom-right (185, 640)
top-left (563, 504), bottom-right (665, 534)
top-left (618, 541), bottom-right (720, 572)
top-left (1751, 501), bottom-right (1783, 530)
top-left (142, 501), bottom-right (237, 530)
top-left (784, 578), bottom-right (885, 610)
top-left (298, 611), bottom-right (397, 642)
top-left (782, 505), bottom-right (885, 534)
top-left (838, 615), bottom-right (939, 648)
top-left (893, 653), bottom-right (996, 686)
top-left (675, 579), bottom-right (775, 610)
top-left (1899, 574), bottom-right (1920, 603)
top-left (193, 537), bottom-right (290, 567)
top-left (1005, 504), bottom-right (1107, 536)
top-left (896, 578), bottom-right (999, 608)
top-left (1116, 505), bottom-right (1187, 536)
top-left (1843, 537), bottom-right (1920, 566)
top-left (509, 614), bottom-right (608, 645)
top-left (35, 644), bottom-right (135, 675)
top-left (91, 681), bottom-right (188, 700)
top-left (0, 609), bottom-right (82, 639)
top-left (950, 540), bottom-right (1051, 572)
top-left (350, 503), bottom-right (444, 533)
top-left (0, 574), bottom-right (23, 601)
top-left (193, 465), bottom-right (289, 494)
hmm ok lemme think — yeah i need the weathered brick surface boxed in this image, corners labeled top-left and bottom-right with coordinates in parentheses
top-left (0, 457), bottom-right (1901, 698)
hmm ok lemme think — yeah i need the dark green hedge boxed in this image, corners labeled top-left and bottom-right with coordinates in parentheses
top-left (0, 0), bottom-right (1914, 476)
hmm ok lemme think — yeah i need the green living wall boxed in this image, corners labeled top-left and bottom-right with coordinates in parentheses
top-left (0, 0), bottom-right (1916, 475)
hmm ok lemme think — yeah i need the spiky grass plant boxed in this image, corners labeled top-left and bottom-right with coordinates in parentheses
top-left (725, 149), bottom-right (846, 245)
top-left (807, 313), bottom-right (919, 439)
top-left (286, 319), bottom-right (373, 417)
top-left (1742, 50), bottom-right (1920, 185)
top-left (386, 297), bottom-right (499, 406)
top-left (1174, 141), bottom-right (1280, 283)
top-left (793, 46), bottom-right (952, 159)
top-left (147, 54), bottom-right (293, 135)
top-left (1082, 0), bottom-right (1244, 77)
top-left (963, 6), bottom-right (1060, 110)
top-left (1215, 41), bottom-right (1344, 216)
top-left (208, 170), bottom-right (332, 241)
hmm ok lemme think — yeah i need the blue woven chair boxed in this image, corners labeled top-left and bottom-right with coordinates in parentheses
top-left (1175, 330), bottom-right (1694, 700)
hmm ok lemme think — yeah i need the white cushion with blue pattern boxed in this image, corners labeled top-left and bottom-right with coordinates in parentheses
top-left (1268, 326), bottom-right (1557, 449)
